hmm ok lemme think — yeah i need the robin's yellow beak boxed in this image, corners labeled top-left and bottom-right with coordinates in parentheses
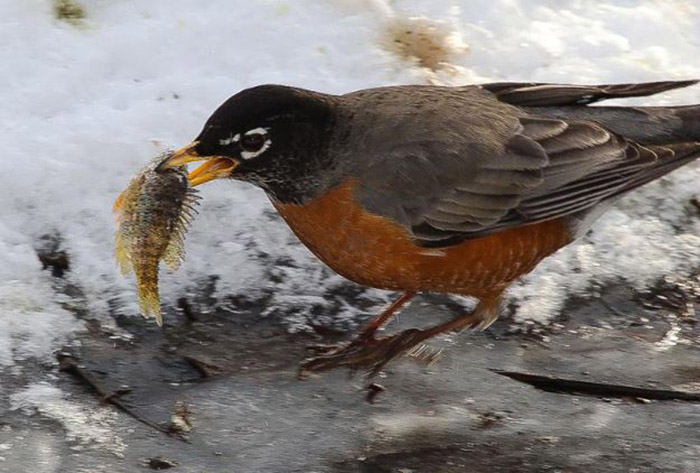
top-left (164, 142), bottom-right (239, 187)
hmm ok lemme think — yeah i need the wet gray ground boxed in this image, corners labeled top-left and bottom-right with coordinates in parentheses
top-left (3, 279), bottom-right (700, 472)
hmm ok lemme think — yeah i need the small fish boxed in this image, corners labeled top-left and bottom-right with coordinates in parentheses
top-left (113, 152), bottom-right (199, 325)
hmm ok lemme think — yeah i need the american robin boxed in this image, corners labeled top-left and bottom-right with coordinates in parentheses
top-left (164, 80), bottom-right (700, 376)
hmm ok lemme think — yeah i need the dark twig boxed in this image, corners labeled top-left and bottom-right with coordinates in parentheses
top-left (56, 352), bottom-right (188, 441)
top-left (182, 355), bottom-right (222, 378)
top-left (491, 369), bottom-right (700, 401)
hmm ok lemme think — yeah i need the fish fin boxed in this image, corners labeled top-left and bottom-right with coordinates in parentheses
top-left (114, 175), bottom-right (146, 275)
top-left (113, 174), bottom-right (145, 215)
top-left (113, 190), bottom-right (126, 213)
top-left (163, 234), bottom-right (185, 270)
top-left (162, 188), bottom-right (200, 270)
top-left (115, 233), bottom-right (133, 275)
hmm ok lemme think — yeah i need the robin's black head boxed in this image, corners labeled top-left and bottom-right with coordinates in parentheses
top-left (165, 85), bottom-right (340, 203)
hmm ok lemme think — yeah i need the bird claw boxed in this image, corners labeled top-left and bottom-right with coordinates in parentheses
top-left (299, 328), bottom-right (426, 378)
top-left (304, 342), bottom-right (344, 355)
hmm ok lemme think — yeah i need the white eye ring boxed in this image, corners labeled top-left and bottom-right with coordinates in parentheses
top-left (245, 127), bottom-right (268, 136)
top-left (240, 127), bottom-right (271, 160)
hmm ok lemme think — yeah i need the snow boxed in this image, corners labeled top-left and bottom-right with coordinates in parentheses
top-left (1, 0), bottom-right (699, 400)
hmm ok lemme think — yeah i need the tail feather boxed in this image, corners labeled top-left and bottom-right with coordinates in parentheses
top-left (528, 104), bottom-right (700, 146)
top-left (485, 79), bottom-right (700, 146)
top-left (613, 142), bottom-right (700, 198)
top-left (483, 79), bottom-right (699, 107)
top-left (673, 105), bottom-right (700, 142)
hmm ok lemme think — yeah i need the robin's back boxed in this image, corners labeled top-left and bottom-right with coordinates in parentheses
top-left (328, 81), bottom-right (700, 247)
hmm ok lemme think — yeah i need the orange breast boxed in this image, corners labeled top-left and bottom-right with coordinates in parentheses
top-left (272, 180), bottom-right (572, 299)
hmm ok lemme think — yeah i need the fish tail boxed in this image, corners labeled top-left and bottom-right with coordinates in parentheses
top-left (136, 269), bottom-right (162, 326)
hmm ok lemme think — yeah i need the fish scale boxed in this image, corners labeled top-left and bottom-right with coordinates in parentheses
top-left (114, 152), bottom-right (200, 325)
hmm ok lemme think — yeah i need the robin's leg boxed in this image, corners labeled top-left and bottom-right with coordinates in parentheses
top-left (306, 292), bottom-right (416, 355)
top-left (357, 291), bottom-right (417, 339)
top-left (300, 294), bottom-right (502, 377)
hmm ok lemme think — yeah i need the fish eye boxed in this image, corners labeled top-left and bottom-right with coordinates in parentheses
top-left (240, 131), bottom-right (266, 152)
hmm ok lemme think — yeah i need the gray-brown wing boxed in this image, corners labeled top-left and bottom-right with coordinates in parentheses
top-left (357, 116), bottom-right (660, 247)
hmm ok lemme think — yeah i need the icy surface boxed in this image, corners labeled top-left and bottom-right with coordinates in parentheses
top-left (1, 0), bottom-right (700, 372)
top-left (10, 382), bottom-right (126, 457)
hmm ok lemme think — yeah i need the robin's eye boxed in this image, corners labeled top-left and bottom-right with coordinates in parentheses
top-left (238, 127), bottom-right (271, 159)
top-left (241, 133), bottom-right (265, 152)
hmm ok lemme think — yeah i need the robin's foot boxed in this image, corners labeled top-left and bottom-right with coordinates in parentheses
top-left (299, 328), bottom-right (428, 378)
top-left (299, 297), bottom-right (499, 378)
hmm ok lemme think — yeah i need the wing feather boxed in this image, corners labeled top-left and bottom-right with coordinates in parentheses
top-left (354, 83), bottom-right (700, 248)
